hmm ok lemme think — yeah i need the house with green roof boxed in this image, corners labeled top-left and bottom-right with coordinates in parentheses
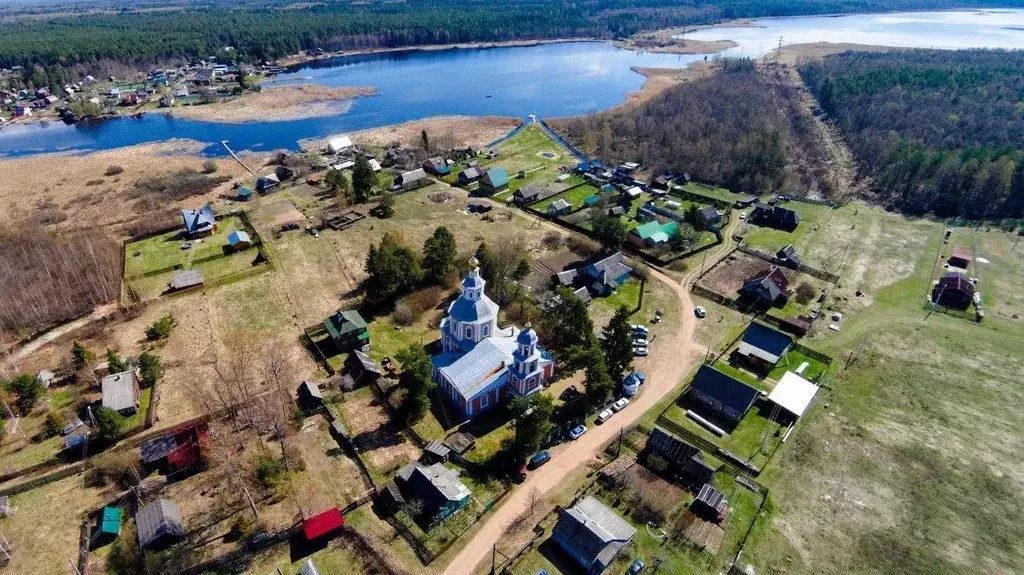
top-left (629, 220), bottom-right (679, 247)
top-left (478, 167), bottom-right (509, 196)
top-left (91, 506), bottom-right (122, 546)
top-left (324, 309), bottom-right (369, 351)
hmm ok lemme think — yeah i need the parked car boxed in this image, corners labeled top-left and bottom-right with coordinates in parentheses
top-left (627, 559), bottom-right (646, 574)
top-left (633, 346), bottom-right (648, 357)
top-left (528, 451), bottom-right (551, 469)
top-left (569, 425), bottom-right (587, 439)
top-left (631, 324), bottom-right (648, 335)
top-left (694, 306), bottom-right (707, 318)
top-left (596, 409), bottom-right (613, 423)
top-left (612, 398), bottom-right (629, 411)
top-left (632, 337), bottom-right (648, 347)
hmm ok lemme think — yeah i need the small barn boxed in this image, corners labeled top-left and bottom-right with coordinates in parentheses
top-left (236, 187), bottom-right (253, 201)
top-left (948, 247), bottom-right (972, 269)
top-left (91, 506), bottom-right (122, 546)
top-left (547, 198), bottom-right (572, 216)
top-left (136, 499), bottom-right (186, 551)
top-left (644, 427), bottom-right (715, 487)
top-left (767, 371), bottom-right (819, 419)
top-left (302, 508), bottom-right (344, 542)
top-left (168, 269), bottom-right (204, 292)
top-left (345, 349), bottom-right (382, 385)
top-left (690, 484), bottom-right (727, 523)
top-left (227, 230), bottom-right (251, 251)
top-left (297, 380), bottom-right (324, 412)
top-left (101, 369), bottom-right (141, 416)
top-left (696, 206), bottom-right (721, 228)
top-left (394, 168), bottom-right (429, 189)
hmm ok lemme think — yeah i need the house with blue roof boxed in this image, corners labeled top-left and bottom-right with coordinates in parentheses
top-left (736, 322), bottom-right (793, 369)
top-left (227, 230), bottom-right (251, 250)
top-left (478, 167), bottom-right (509, 196)
top-left (432, 260), bottom-right (553, 418)
top-left (181, 204), bottom-right (215, 237)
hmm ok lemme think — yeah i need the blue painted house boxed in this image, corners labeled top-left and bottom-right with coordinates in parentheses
top-left (395, 462), bottom-right (470, 523)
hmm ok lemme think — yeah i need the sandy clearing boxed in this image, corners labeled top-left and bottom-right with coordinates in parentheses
top-left (616, 37), bottom-right (738, 54)
top-left (300, 115), bottom-right (521, 151)
top-left (774, 42), bottom-right (896, 64)
top-left (166, 84), bottom-right (376, 123)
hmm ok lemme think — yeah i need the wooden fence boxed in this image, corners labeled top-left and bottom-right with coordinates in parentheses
top-left (736, 245), bottom-right (840, 284)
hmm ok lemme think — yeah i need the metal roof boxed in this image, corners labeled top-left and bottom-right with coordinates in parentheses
top-left (767, 371), bottom-right (819, 417)
top-left (433, 336), bottom-right (517, 400)
top-left (396, 462), bottom-right (470, 507)
top-left (101, 370), bottom-right (138, 412)
top-left (688, 365), bottom-right (760, 417)
top-left (483, 167), bottom-right (509, 188)
top-left (135, 499), bottom-right (185, 549)
top-left (553, 496), bottom-right (635, 569)
top-left (169, 269), bottom-right (204, 290)
top-left (741, 322), bottom-right (793, 359)
top-left (181, 204), bottom-right (215, 234)
top-left (227, 230), bottom-right (250, 246)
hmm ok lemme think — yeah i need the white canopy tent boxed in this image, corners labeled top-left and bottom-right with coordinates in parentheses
top-left (767, 371), bottom-right (819, 418)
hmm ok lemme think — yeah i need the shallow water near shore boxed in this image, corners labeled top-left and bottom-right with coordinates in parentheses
top-left (1, 8), bottom-right (1022, 158)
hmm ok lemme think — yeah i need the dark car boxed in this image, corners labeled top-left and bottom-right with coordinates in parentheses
top-left (528, 450), bottom-right (551, 469)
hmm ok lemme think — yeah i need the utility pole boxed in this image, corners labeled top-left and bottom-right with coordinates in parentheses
top-left (68, 558), bottom-right (83, 575)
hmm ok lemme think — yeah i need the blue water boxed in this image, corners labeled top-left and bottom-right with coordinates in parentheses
top-left (1, 8), bottom-right (1022, 158)
top-left (0, 42), bottom-right (702, 157)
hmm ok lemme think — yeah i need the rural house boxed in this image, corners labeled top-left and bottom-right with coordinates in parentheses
top-left (776, 245), bottom-right (802, 269)
top-left (556, 251), bottom-right (633, 298)
top-left (478, 167), bottom-right (509, 196)
top-left (422, 157), bottom-right (450, 176)
top-left (931, 271), bottom-right (975, 309)
top-left (457, 166), bottom-right (482, 185)
top-left (256, 173), bottom-right (280, 193)
top-left (552, 496), bottom-right (636, 574)
top-left (135, 499), bottom-right (186, 551)
top-left (328, 136), bottom-right (352, 154)
top-left (323, 309), bottom-right (369, 351)
top-left (181, 204), bottom-right (215, 237)
top-left (431, 263), bottom-right (553, 418)
top-left (629, 220), bottom-right (678, 247)
top-left (696, 206), bottom-right (722, 228)
top-left (739, 266), bottom-right (791, 308)
top-left (514, 183), bottom-right (545, 204)
top-left (394, 168), bottom-right (429, 189)
top-left (395, 462), bottom-right (471, 523)
top-left (735, 322), bottom-right (793, 369)
top-left (344, 349), bottom-right (382, 385)
top-left (101, 369), bottom-right (141, 416)
top-left (684, 365), bottom-right (760, 430)
top-left (751, 204), bottom-right (799, 231)
top-left (645, 427), bottom-right (715, 487)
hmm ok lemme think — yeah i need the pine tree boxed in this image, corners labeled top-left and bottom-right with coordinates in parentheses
top-left (422, 226), bottom-right (458, 285)
top-left (72, 341), bottom-right (92, 371)
top-left (601, 305), bottom-right (634, 383)
top-left (396, 345), bottom-right (434, 423)
top-left (105, 349), bottom-right (126, 373)
top-left (511, 393), bottom-right (555, 457)
top-left (583, 338), bottom-right (614, 408)
top-left (352, 155), bottom-right (377, 203)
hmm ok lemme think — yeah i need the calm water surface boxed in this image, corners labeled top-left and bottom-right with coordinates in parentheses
top-left (1, 9), bottom-right (1022, 157)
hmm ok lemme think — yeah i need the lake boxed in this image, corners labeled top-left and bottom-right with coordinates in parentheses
top-left (1, 8), bottom-right (1022, 158)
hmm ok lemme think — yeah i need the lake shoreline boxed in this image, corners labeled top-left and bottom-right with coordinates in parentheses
top-left (162, 84), bottom-right (377, 123)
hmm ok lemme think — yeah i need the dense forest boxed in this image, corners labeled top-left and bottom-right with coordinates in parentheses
top-left (553, 60), bottom-right (830, 195)
top-left (800, 49), bottom-right (1024, 219)
top-left (0, 0), bottom-right (1016, 88)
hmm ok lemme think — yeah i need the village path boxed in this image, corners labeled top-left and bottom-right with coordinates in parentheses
top-left (440, 208), bottom-right (742, 575)
top-left (4, 303), bottom-right (119, 369)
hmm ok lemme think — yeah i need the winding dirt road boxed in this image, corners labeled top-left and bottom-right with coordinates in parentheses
top-left (441, 215), bottom-right (741, 575)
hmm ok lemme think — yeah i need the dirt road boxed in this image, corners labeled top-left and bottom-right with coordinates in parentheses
top-left (4, 304), bottom-right (117, 369)
top-left (439, 211), bottom-right (742, 575)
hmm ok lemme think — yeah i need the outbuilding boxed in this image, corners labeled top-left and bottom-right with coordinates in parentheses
top-left (303, 507), bottom-right (345, 542)
top-left (227, 230), bottom-right (251, 250)
top-left (136, 499), bottom-right (186, 551)
top-left (736, 322), bottom-right (793, 368)
top-left (767, 371), bottom-right (819, 419)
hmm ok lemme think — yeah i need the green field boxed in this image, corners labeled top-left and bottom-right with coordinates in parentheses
top-left (663, 401), bottom-right (785, 470)
top-left (678, 181), bottom-right (740, 203)
top-left (741, 205), bottom-right (1024, 575)
top-left (478, 124), bottom-right (577, 200)
top-left (531, 184), bottom-right (600, 212)
top-left (739, 201), bottom-right (834, 252)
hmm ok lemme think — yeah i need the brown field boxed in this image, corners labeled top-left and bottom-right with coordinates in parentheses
top-left (336, 387), bottom-right (419, 478)
top-left (167, 84), bottom-right (376, 123)
top-left (0, 140), bottom-right (267, 232)
top-left (697, 251), bottom-right (775, 296)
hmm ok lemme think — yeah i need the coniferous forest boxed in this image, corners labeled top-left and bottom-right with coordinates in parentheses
top-left (800, 49), bottom-right (1024, 219)
top-left (0, 0), bottom-right (1017, 85)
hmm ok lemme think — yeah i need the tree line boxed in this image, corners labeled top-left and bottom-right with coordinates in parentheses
top-left (554, 60), bottom-right (800, 194)
top-left (800, 49), bottom-right (1024, 219)
top-left (1, 0), bottom-right (1015, 90)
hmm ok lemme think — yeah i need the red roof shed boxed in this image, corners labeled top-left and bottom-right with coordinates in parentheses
top-left (303, 508), bottom-right (344, 541)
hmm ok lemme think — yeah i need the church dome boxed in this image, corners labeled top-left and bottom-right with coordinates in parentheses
top-left (517, 324), bottom-right (538, 345)
top-left (462, 268), bottom-right (485, 290)
top-left (448, 296), bottom-right (497, 323)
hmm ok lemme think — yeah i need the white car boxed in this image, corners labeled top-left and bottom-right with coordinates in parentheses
top-left (569, 425), bottom-right (587, 439)
top-left (633, 346), bottom-right (649, 357)
top-left (612, 398), bottom-right (629, 412)
top-left (694, 306), bottom-right (707, 318)
top-left (596, 409), bottom-right (614, 423)
top-left (739, 212), bottom-right (747, 220)
top-left (632, 337), bottom-right (648, 347)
